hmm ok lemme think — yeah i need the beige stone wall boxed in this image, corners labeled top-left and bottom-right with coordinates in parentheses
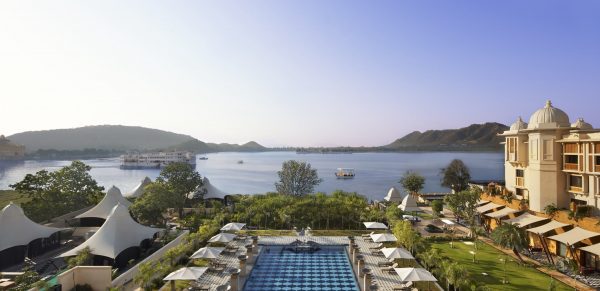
top-left (57, 266), bottom-right (112, 291)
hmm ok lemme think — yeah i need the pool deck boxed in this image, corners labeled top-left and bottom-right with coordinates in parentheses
top-left (192, 235), bottom-right (433, 291)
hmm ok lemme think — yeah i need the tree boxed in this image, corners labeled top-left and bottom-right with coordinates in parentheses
top-left (130, 183), bottom-right (174, 226)
top-left (10, 161), bottom-right (104, 222)
top-left (275, 160), bottom-right (323, 196)
top-left (399, 171), bottom-right (425, 197)
top-left (13, 265), bottom-right (40, 291)
top-left (431, 200), bottom-right (443, 218)
top-left (441, 159), bottom-right (471, 192)
top-left (443, 261), bottom-right (470, 291)
top-left (444, 187), bottom-right (481, 238)
top-left (490, 223), bottom-right (528, 263)
top-left (68, 246), bottom-right (93, 268)
top-left (156, 163), bottom-right (203, 217)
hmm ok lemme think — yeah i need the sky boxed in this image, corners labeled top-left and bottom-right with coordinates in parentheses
top-left (0, 1), bottom-right (599, 147)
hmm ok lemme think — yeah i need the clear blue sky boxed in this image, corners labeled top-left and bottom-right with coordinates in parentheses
top-left (1, 1), bottom-right (598, 147)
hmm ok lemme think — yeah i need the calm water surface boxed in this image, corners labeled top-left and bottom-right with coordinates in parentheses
top-left (0, 152), bottom-right (503, 200)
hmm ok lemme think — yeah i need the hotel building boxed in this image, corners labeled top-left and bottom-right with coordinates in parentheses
top-left (502, 101), bottom-right (600, 213)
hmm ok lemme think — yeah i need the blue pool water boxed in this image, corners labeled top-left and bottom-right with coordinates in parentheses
top-left (243, 246), bottom-right (359, 291)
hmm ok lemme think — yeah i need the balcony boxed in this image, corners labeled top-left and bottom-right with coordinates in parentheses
top-left (564, 163), bottom-right (579, 171)
top-left (515, 177), bottom-right (524, 187)
top-left (569, 186), bottom-right (583, 193)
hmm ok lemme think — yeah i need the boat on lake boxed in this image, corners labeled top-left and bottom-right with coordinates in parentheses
top-left (335, 168), bottom-right (355, 179)
top-left (237, 160), bottom-right (244, 164)
top-left (199, 157), bottom-right (208, 160)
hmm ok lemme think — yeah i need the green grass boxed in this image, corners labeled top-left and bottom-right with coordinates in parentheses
top-left (430, 241), bottom-right (573, 291)
top-left (240, 230), bottom-right (296, 236)
top-left (310, 229), bottom-right (374, 236)
top-left (0, 190), bottom-right (29, 208)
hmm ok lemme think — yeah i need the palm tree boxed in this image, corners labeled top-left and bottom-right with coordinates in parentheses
top-left (442, 261), bottom-right (470, 291)
top-left (490, 223), bottom-right (528, 262)
top-left (421, 248), bottom-right (443, 273)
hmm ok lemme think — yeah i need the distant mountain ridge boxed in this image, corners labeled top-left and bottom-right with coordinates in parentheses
top-left (384, 122), bottom-right (508, 151)
top-left (8, 125), bottom-right (266, 155)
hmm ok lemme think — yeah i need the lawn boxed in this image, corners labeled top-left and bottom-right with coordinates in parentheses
top-left (0, 190), bottom-right (29, 208)
top-left (310, 229), bottom-right (374, 236)
top-left (240, 229), bottom-right (296, 236)
top-left (430, 241), bottom-right (573, 291)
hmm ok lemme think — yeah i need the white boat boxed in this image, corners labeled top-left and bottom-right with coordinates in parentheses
top-left (335, 168), bottom-right (355, 179)
top-left (120, 151), bottom-right (196, 169)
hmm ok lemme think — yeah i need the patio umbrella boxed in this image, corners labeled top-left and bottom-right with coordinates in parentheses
top-left (363, 222), bottom-right (388, 229)
top-left (208, 233), bottom-right (237, 243)
top-left (381, 247), bottom-right (414, 260)
top-left (163, 267), bottom-right (208, 291)
top-left (190, 247), bottom-right (225, 259)
top-left (371, 233), bottom-right (397, 243)
top-left (220, 222), bottom-right (246, 232)
top-left (394, 268), bottom-right (437, 291)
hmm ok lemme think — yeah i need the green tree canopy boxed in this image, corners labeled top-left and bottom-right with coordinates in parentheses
top-left (444, 187), bottom-right (481, 238)
top-left (441, 159), bottom-right (471, 192)
top-left (130, 182), bottom-right (174, 226)
top-left (275, 160), bottom-right (323, 196)
top-left (399, 171), bottom-right (425, 196)
top-left (490, 222), bottom-right (528, 262)
top-left (156, 162), bottom-right (203, 216)
top-left (10, 161), bottom-right (104, 222)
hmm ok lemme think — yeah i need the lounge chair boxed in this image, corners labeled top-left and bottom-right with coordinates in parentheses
top-left (369, 243), bottom-right (384, 250)
top-left (377, 261), bottom-right (393, 267)
top-left (392, 282), bottom-right (413, 290)
top-left (362, 231), bottom-right (374, 238)
top-left (371, 249), bottom-right (384, 256)
top-left (380, 263), bottom-right (398, 272)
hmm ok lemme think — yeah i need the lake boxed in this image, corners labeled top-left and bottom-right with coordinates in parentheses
top-left (0, 151), bottom-right (504, 201)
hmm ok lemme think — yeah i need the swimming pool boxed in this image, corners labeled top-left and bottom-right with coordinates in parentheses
top-left (243, 245), bottom-right (359, 291)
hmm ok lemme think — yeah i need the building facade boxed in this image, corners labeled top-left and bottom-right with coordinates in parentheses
top-left (0, 135), bottom-right (25, 160)
top-left (502, 101), bottom-right (600, 213)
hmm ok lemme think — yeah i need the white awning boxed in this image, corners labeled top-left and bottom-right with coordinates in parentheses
top-left (76, 186), bottom-right (132, 220)
top-left (370, 233), bottom-right (397, 243)
top-left (527, 220), bottom-right (570, 235)
top-left (363, 222), bottom-right (388, 229)
top-left (208, 233), bottom-right (236, 243)
top-left (190, 247), bottom-right (225, 259)
top-left (384, 187), bottom-right (404, 203)
top-left (580, 243), bottom-right (600, 256)
top-left (484, 207), bottom-right (519, 219)
top-left (220, 223), bottom-right (246, 232)
top-left (163, 267), bottom-right (208, 281)
top-left (476, 202), bottom-right (504, 214)
top-left (547, 227), bottom-right (600, 245)
top-left (503, 213), bottom-right (549, 228)
top-left (398, 195), bottom-right (420, 212)
top-left (0, 202), bottom-right (67, 252)
top-left (394, 268), bottom-right (437, 282)
top-left (60, 204), bottom-right (160, 259)
top-left (381, 247), bottom-right (414, 260)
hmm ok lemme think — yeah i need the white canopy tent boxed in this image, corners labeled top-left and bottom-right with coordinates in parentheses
top-left (580, 243), bottom-right (600, 257)
top-left (503, 213), bottom-right (549, 228)
top-left (125, 177), bottom-right (152, 198)
top-left (527, 221), bottom-right (570, 235)
top-left (190, 247), bottom-right (225, 259)
top-left (476, 200), bottom-right (491, 206)
top-left (398, 195), bottom-right (420, 212)
top-left (0, 202), bottom-right (66, 252)
top-left (394, 267), bottom-right (437, 282)
top-left (547, 227), bottom-right (600, 246)
top-left (76, 186), bottom-right (132, 220)
top-left (381, 247), bottom-right (414, 260)
top-left (220, 222), bottom-right (246, 232)
top-left (200, 177), bottom-right (228, 200)
top-left (208, 233), bottom-right (237, 243)
top-left (371, 233), bottom-right (397, 243)
top-left (484, 207), bottom-right (519, 219)
top-left (60, 204), bottom-right (160, 259)
top-left (384, 187), bottom-right (404, 203)
top-left (363, 222), bottom-right (388, 229)
top-left (476, 202), bottom-right (503, 214)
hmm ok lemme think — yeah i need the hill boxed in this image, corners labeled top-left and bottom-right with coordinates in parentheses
top-left (9, 125), bottom-right (195, 152)
top-left (167, 139), bottom-right (267, 153)
top-left (383, 122), bottom-right (508, 151)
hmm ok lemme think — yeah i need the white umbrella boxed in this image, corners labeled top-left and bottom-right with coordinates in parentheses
top-left (394, 267), bottom-right (437, 282)
top-left (220, 222), bottom-right (246, 232)
top-left (381, 247), bottom-right (414, 260)
top-left (191, 247), bottom-right (225, 259)
top-left (208, 233), bottom-right (237, 243)
top-left (371, 233), bottom-right (397, 243)
top-left (363, 222), bottom-right (388, 229)
top-left (164, 267), bottom-right (208, 281)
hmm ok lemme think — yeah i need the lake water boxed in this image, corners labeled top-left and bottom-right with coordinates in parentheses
top-left (0, 152), bottom-right (504, 201)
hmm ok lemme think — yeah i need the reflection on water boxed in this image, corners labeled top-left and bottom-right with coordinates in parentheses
top-left (0, 152), bottom-right (504, 200)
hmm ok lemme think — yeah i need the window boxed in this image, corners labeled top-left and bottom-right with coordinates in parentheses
top-left (543, 139), bottom-right (554, 160)
top-left (516, 169), bottom-right (524, 177)
top-left (566, 155), bottom-right (579, 164)
top-left (558, 243), bottom-right (567, 257)
top-left (596, 156), bottom-right (600, 166)
top-left (570, 175), bottom-right (583, 188)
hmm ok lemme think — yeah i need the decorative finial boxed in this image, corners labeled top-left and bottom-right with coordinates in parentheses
top-left (545, 100), bottom-right (552, 108)
top-left (517, 116), bottom-right (523, 122)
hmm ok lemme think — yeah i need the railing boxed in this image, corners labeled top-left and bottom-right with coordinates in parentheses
top-left (564, 163), bottom-right (579, 171)
top-left (515, 177), bottom-right (524, 187)
top-left (569, 186), bottom-right (583, 193)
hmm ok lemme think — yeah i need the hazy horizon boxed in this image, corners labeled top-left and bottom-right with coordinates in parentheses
top-left (1, 1), bottom-right (599, 147)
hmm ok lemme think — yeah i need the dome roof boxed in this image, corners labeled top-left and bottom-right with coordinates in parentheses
top-left (510, 117), bottom-right (528, 131)
top-left (528, 100), bottom-right (570, 129)
top-left (572, 118), bottom-right (593, 130)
